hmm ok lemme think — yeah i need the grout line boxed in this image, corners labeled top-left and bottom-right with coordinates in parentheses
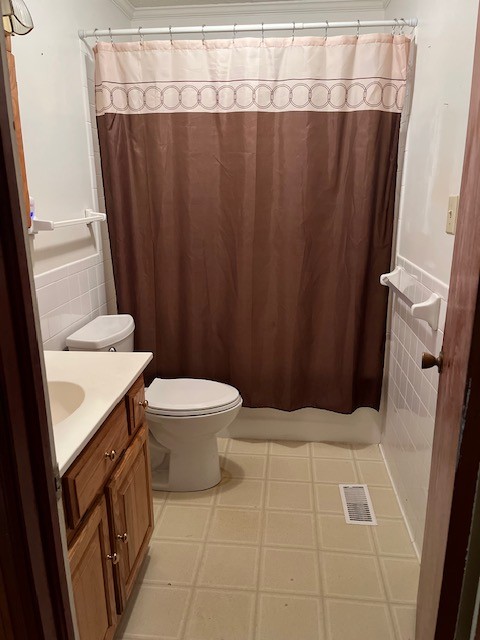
top-left (251, 441), bottom-right (270, 640)
top-left (379, 443), bottom-right (421, 562)
top-left (309, 443), bottom-right (328, 640)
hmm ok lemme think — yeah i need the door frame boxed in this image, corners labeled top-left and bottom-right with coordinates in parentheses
top-left (416, 6), bottom-right (480, 639)
top-left (0, 29), bottom-right (76, 640)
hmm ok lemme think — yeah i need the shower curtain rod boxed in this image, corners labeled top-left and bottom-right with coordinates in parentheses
top-left (79, 18), bottom-right (418, 40)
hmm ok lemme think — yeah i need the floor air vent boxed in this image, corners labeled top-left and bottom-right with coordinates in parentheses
top-left (339, 484), bottom-right (377, 525)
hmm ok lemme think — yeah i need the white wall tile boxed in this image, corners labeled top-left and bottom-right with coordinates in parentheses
top-left (381, 257), bottom-right (448, 557)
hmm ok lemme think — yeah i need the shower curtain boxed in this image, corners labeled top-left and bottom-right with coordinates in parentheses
top-left (95, 33), bottom-right (410, 413)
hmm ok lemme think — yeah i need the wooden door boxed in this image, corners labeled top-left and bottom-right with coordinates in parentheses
top-left (69, 498), bottom-right (117, 640)
top-left (416, 8), bottom-right (480, 640)
top-left (106, 424), bottom-right (154, 612)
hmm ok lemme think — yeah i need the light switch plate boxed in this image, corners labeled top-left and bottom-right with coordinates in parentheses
top-left (446, 195), bottom-right (459, 235)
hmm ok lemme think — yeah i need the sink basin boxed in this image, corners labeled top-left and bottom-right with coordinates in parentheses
top-left (47, 381), bottom-right (85, 425)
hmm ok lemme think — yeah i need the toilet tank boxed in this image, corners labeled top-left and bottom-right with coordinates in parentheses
top-left (66, 315), bottom-right (135, 352)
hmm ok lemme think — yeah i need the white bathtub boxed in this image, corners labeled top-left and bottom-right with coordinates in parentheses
top-left (219, 407), bottom-right (381, 444)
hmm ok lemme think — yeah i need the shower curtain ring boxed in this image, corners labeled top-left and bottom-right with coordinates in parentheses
top-left (233, 23), bottom-right (237, 44)
top-left (202, 24), bottom-right (206, 46)
top-left (324, 20), bottom-right (328, 40)
top-left (169, 25), bottom-right (173, 45)
top-left (356, 19), bottom-right (360, 39)
top-left (138, 27), bottom-right (144, 46)
top-left (291, 22), bottom-right (296, 44)
top-left (109, 28), bottom-right (113, 45)
top-left (94, 28), bottom-right (99, 44)
top-left (261, 23), bottom-right (265, 44)
top-left (400, 18), bottom-right (406, 35)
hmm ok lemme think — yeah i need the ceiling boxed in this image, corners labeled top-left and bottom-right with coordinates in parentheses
top-left (127, 0), bottom-right (368, 7)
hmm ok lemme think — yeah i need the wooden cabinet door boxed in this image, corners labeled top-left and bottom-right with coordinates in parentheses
top-left (68, 497), bottom-right (117, 640)
top-left (126, 375), bottom-right (147, 435)
top-left (106, 423), bottom-right (154, 612)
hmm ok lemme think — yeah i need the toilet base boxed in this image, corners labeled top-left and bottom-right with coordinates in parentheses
top-left (150, 435), bottom-right (222, 492)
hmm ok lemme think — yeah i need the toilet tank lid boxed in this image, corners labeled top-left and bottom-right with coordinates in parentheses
top-left (66, 314), bottom-right (135, 350)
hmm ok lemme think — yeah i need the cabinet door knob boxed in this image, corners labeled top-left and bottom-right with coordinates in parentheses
top-left (104, 449), bottom-right (116, 461)
top-left (116, 532), bottom-right (128, 543)
top-left (421, 351), bottom-right (444, 372)
top-left (138, 399), bottom-right (149, 408)
top-left (106, 552), bottom-right (119, 565)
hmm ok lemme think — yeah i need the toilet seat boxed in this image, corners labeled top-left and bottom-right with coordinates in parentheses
top-left (145, 378), bottom-right (242, 417)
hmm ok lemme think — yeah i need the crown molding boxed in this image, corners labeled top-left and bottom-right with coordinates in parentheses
top-left (130, 0), bottom-right (386, 22)
top-left (109, 0), bottom-right (136, 20)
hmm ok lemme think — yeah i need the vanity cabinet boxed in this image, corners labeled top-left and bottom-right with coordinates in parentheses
top-left (107, 424), bottom-right (153, 610)
top-left (63, 376), bottom-right (153, 639)
top-left (68, 498), bottom-right (117, 640)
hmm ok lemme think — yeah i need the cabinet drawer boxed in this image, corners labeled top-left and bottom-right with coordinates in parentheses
top-left (63, 402), bottom-right (129, 529)
top-left (126, 375), bottom-right (147, 435)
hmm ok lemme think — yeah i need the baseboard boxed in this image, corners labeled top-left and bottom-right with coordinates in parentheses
top-left (219, 407), bottom-right (382, 443)
top-left (379, 443), bottom-right (422, 562)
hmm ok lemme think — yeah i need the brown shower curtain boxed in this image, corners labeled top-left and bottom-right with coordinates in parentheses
top-left (95, 34), bottom-right (410, 413)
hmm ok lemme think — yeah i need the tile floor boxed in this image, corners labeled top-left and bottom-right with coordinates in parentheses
top-left (115, 439), bottom-right (418, 640)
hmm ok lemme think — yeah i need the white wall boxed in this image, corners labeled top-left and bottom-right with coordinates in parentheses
top-left (12, 0), bottom-right (130, 347)
top-left (381, 0), bottom-right (479, 556)
top-left (130, 2), bottom-right (385, 36)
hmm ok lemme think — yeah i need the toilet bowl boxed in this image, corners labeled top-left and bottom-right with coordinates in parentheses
top-left (66, 315), bottom-right (242, 492)
top-left (145, 377), bottom-right (242, 491)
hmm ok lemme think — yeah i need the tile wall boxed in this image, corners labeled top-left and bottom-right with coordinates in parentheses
top-left (35, 249), bottom-right (116, 350)
top-left (381, 256), bottom-right (448, 557)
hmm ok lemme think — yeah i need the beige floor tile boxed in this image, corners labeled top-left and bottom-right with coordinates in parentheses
top-left (312, 442), bottom-right (353, 459)
top-left (268, 456), bottom-right (312, 482)
top-left (381, 558), bottom-right (420, 604)
top-left (314, 483), bottom-right (344, 514)
top-left (260, 548), bottom-right (320, 595)
top-left (167, 486), bottom-right (217, 506)
top-left (357, 461), bottom-right (391, 486)
top-left (264, 511), bottom-right (316, 548)
top-left (198, 544), bottom-right (259, 588)
top-left (120, 584), bottom-right (190, 638)
top-left (325, 599), bottom-right (395, 640)
top-left (185, 589), bottom-right (255, 640)
top-left (313, 459), bottom-right (358, 484)
top-left (217, 437), bottom-right (228, 453)
top-left (269, 441), bottom-right (311, 456)
top-left (318, 514), bottom-right (375, 554)
top-left (256, 593), bottom-right (324, 640)
top-left (228, 438), bottom-right (269, 454)
top-left (368, 487), bottom-right (403, 519)
top-left (154, 505), bottom-right (211, 541)
top-left (391, 604), bottom-right (416, 640)
top-left (216, 478), bottom-right (264, 509)
top-left (152, 489), bottom-right (168, 504)
top-left (222, 453), bottom-right (267, 479)
top-left (373, 519), bottom-right (416, 557)
top-left (351, 444), bottom-right (383, 461)
top-left (208, 508), bottom-right (262, 544)
top-left (266, 481), bottom-right (313, 511)
top-left (141, 540), bottom-right (202, 586)
top-left (323, 552), bottom-right (386, 601)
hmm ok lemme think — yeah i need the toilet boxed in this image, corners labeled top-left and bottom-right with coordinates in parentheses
top-left (66, 315), bottom-right (242, 492)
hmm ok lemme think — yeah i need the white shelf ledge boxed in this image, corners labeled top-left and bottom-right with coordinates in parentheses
top-left (380, 266), bottom-right (441, 331)
top-left (28, 209), bottom-right (106, 235)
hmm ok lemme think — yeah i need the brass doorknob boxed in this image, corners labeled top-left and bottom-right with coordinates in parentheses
top-left (106, 552), bottom-right (119, 565)
top-left (138, 399), bottom-right (149, 408)
top-left (116, 532), bottom-right (128, 543)
top-left (104, 449), bottom-right (116, 461)
top-left (421, 351), bottom-right (444, 372)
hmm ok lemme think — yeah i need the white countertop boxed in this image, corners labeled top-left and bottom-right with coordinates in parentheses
top-left (44, 351), bottom-right (153, 475)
